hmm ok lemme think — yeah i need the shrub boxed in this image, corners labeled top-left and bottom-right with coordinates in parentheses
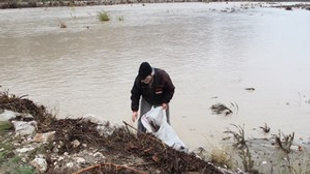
top-left (98, 11), bottom-right (110, 22)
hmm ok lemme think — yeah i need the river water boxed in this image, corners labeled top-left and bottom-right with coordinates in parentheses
top-left (1, 2), bottom-right (310, 149)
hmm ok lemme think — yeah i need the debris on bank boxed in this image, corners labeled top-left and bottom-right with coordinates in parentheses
top-left (270, 3), bottom-right (310, 11)
top-left (0, 91), bottom-right (237, 174)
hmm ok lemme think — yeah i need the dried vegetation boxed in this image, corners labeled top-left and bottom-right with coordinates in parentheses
top-left (0, 91), bottom-right (225, 174)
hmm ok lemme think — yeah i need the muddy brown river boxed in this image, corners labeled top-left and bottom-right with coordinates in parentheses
top-left (1, 2), bottom-right (310, 149)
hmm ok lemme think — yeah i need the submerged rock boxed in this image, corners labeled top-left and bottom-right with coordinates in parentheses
top-left (210, 103), bottom-right (233, 116)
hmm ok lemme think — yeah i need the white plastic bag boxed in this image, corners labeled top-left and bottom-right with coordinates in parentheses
top-left (141, 106), bottom-right (188, 152)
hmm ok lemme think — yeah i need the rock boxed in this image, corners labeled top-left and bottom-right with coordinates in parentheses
top-left (66, 162), bottom-right (74, 168)
top-left (82, 116), bottom-right (117, 137)
top-left (58, 156), bottom-right (65, 161)
top-left (52, 147), bottom-right (59, 153)
top-left (96, 122), bottom-right (116, 137)
top-left (74, 157), bottom-right (86, 163)
top-left (82, 115), bottom-right (103, 124)
top-left (71, 139), bottom-right (80, 148)
top-left (0, 110), bottom-right (17, 121)
top-left (33, 131), bottom-right (56, 143)
top-left (12, 120), bottom-right (37, 136)
top-left (16, 146), bottom-right (36, 153)
top-left (30, 157), bottom-right (48, 173)
top-left (93, 152), bottom-right (105, 159)
top-left (210, 103), bottom-right (233, 115)
top-left (134, 157), bottom-right (144, 164)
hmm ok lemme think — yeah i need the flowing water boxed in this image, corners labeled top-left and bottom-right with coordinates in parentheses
top-left (1, 2), bottom-right (310, 149)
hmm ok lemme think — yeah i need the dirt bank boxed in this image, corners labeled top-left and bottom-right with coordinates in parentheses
top-left (1, 89), bottom-right (310, 174)
top-left (0, 91), bottom-right (235, 174)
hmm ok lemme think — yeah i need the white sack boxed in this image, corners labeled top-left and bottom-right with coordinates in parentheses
top-left (141, 106), bottom-right (188, 152)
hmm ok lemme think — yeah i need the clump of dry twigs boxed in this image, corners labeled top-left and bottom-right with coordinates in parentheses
top-left (272, 131), bottom-right (296, 174)
top-left (273, 131), bottom-right (294, 154)
top-left (0, 91), bottom-right (56, 132)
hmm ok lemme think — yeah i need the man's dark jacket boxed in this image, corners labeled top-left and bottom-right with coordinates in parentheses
top-left (131, 68), bottom-right (175, 112)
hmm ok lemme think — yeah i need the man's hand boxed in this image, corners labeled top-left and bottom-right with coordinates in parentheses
top-left (162, 103), bottom-right (168, 110)
top-left (132, 111), bottom-right (138, 122)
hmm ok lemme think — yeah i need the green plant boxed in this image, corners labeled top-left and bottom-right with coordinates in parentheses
top-left (0, 135), bottom-right (14, 156)
top-left (17, 0), bottom-right (23, 6)
top-left (1, 155), bottom-right (35, 174)
top-left (224, 124), bottom-right (256, 172)
top-left (15, 165), bottom-right (35, 174)
top-left (98, 11), bottom-right (110, 22)
top-left (0, 121), bottom-right (13, 134)
top-left (0, 151), bottom-right (6, 161)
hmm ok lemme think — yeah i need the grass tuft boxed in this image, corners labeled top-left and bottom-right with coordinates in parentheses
top-left (210, 147), bottom-right (233, 169)
top-left (1, 155), bottom-right (35, 174)
top-left (98, 11), bottom-right (110, 22)
top-left (0, 121), bottom-right (13, 134)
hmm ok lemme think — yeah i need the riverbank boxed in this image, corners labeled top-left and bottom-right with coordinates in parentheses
top-left (1, 90), bottom-right (310, 173)
top-left (1, 0), bottom-right (310, 9)
top-left (0, 91), bottom-right (236, 174)
top-left (0, 0), bottom-right (203, 9)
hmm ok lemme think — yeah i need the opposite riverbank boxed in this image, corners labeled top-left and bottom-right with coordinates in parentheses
top-left (1, 0), bottom-right (203, 9)
top-left (1, 0), bottom-right (310, 9)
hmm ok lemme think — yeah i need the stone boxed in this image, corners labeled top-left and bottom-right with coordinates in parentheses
top-left (0, 110), bottom-right (17, 121)
top-left (66, 162), bottom-right (74, 168)
top-left (74, 157), bottom-right (86, 163)
top-left (93, 152), bottom-right (105, 159)
top-left (12, 120), bottom-right (37, 136)
top-left (71, 139), bottom-right (80, 148)
top-left (16, 147), bottom-right (35, 153)
top-left (134, 157), bottom-right (144, 164)
top-left (33, 131), bottom-right (56, 143)
top-left (96, 123), bottom-right (116, 137)
top-left (82, 115), bottom-right (103, 124)
top-left (30, 157), bottom-right (48, 173)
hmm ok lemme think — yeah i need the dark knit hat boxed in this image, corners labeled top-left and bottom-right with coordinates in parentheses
top-left (138, 62), bottom-right (152, 80)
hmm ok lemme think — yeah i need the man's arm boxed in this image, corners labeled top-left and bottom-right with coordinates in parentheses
top-left (162, 71), bottom-right (175, 104)
top-left (130, 77), bottom-right (141, 112)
